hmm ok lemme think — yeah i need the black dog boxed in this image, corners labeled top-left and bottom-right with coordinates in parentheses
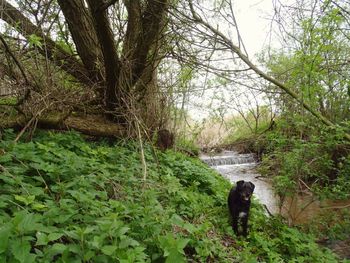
top-left (228, 180), bottom-right (255, 237)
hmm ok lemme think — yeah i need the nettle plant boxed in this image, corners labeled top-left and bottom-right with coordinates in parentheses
top-left (0, 130), bottom-right (230, 262)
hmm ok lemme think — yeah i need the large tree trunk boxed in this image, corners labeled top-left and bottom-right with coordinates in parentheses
top-left (123, 0), bottom-right (168, 87)
top-left (86, 0), bottom-right (122, 116)
top-left (0, 0), bottom-right (169, 132)
top-left (84, 0), bottom-right (168, 121)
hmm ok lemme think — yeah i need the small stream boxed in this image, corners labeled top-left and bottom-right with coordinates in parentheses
top-left (201, 150), bottom-right (350, 259)
top-left (201, 151), bottom-right (350, 221)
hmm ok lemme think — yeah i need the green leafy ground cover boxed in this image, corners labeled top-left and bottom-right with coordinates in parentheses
top-left (0, 130), bottom-right (342, 262)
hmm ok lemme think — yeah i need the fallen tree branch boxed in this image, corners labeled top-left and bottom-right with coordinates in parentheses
top-left (1, 113), bottom-right (125, 137)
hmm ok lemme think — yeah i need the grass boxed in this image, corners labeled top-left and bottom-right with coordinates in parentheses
top-left (0, 130), bottom-right (343, 262)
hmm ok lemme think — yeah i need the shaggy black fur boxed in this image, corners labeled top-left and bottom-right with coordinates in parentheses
top-left (228, 180), bottom-right (255, 237)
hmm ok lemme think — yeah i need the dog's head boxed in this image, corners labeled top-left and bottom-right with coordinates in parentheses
top-left (236, 180), bottom-right (255, 202)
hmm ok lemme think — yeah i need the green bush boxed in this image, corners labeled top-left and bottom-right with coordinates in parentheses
top-left (257, 122), bottom-right (350, 200)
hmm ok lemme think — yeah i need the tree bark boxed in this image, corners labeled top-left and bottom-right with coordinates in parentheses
top-left (126, 0), bottom-right (168, 86)
top-left (86, 0), bottom-right (168, 119)
top-left (0, 113), bottom-right (125, 137)
top-left (57, 0), bottom-right (104, 83)
top-left (86, 0), bottom-right (122, 114)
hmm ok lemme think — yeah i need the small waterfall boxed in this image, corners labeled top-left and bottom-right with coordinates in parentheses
top-left (200, 151), bottom-right (256, 166)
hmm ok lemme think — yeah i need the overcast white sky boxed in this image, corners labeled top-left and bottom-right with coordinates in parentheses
top-left (233, 0), bottom-right (276, 57)
top-left (185, 0), bottom-right (278, 121)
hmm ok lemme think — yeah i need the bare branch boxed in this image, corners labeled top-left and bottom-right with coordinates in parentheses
top-left (0, 0), bottom-right (93, 85)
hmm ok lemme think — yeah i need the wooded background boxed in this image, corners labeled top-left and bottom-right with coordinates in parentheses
top-left (0, 0), bottom-right (349, 141)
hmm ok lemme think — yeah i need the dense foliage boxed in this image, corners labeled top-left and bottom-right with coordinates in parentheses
top-left (256, 121), bottom-right (350, 200)
top-left (0, 131), bottom-right (341, 262)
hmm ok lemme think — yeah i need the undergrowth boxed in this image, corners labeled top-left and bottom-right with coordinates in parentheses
top-left (258, 123), bottom-right (350, 201)
top-left (0, 130), bottom-right (342, 262)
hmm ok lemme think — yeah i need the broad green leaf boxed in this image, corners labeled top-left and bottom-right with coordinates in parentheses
top-left (14, 195), bottom-right (35, 206)
top-left (159, 234), bottom-right (189, 263)
top-left (67, 244), bottom-right (81, 254)
top-left (11, 239), bottom-right (36, 263)
top-left (101, 245), bottom-right (117, 256)
top-left (0, 153), bottom-right (12, 163)
top-left (64, 230), bottom-right (80, 240)
top-left (0, 173), bottom-right (16, 184)
top-left (31, 203), bottom-right (47, 211)
top-left (91, 235), bottom-right (105, 249)
top-left (183, 223), bottom-right (196, 233)
top-left (170, 214), bottom-right (184, 225)
top-left (83, 226), bottom-right (95, 235)
top-left (119, 237), bottom-right (139, 249)
top-left (165, 249), bottom-right (187, 263)
top-left (13, 211), bottom-right (41, 234)
top-left (46, 243), bottom-right (67, 258)
top-left (117, 226), bottom-right (130, 236)
top-left (36, 232), bottom-right (49, 246)
top-left (0, 224), bottom-right (12, 253)
top-left (48, 232), bottom-right (64, 242)
top-left (0, 195), bottom-right (11, 209)
top-left (83, 250), bottom-right (95, 261)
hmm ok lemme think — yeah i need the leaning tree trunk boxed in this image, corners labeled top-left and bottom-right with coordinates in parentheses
top-left (57, 0), bottom-right (104, 84)
top-left (0, 0), bottom-right (92, 85)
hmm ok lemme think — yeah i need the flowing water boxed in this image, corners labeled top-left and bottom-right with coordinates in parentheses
top-left (202, 151), bottom-right (350, 259)
top-left (201, 151), bottom-right (278, 214)
top-left (201, 151), bottom-right (350, 220)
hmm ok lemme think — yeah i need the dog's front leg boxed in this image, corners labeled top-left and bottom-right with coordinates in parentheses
top-left (241, 215), bottom-right (248, 237)
top-left (232, 216), bottom-right (239, 235)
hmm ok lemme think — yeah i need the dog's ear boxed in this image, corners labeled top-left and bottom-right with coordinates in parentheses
top-left (236, 180), bottom-right (245, 188)
top-left (249, 182), bottom-right (255, 192)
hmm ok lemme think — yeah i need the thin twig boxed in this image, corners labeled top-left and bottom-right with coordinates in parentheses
top-left (0, 34), bottom-right (30, 85)
top-left (321, 204), bottom-right (350, 209)
top-left (136, 118), bottom-right (147, 181)
top-left (299, 178), bottom-right (312, 192)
